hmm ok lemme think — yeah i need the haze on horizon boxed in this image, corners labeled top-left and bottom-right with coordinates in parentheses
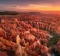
top-left (0, 0), bottom-right (60, 12)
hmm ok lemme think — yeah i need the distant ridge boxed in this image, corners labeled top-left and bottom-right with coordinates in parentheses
top-left (27, 12), bottom-right (41, 15)
top-left (0, 11), bottom-right (19, 15)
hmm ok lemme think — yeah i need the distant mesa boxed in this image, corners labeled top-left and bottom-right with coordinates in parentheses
top-left (27, 12), bottom-right (41, 15)
top-left (0, 11), bottom-right (42, 15)
top-left (0, 11), bottom-right (19, 15)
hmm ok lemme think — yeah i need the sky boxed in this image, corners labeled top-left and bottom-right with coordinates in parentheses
top-left (0, 0), bottom-right (60, 12)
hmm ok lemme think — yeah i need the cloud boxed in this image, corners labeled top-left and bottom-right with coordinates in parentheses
top-left (0, 0), bottom-right (60, 5)
top-left (0, 3), bottom-right (60, 12)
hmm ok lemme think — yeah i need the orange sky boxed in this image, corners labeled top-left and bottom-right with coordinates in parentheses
top-left (0, 0), bottom-right (60, 12)
top-left (14, 4), bottom-right (60, 12)
top-left (0, 4), bottom-right (60, 12)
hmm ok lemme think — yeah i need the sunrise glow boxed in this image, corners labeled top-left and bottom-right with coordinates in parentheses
top-left (0, 0), bottom-right (60, 12)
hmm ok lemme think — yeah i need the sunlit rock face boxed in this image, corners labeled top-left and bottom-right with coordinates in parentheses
top-left (0, 28), bottom-right (6, 38)
top-left (0, 13), bottom-right (60, 56)
top-left (56, 26), bottom-right (60, 34)
top-left (15, 35), bottom-right (28, 56)
top-left (1, 19), bottom-right (5, 23)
